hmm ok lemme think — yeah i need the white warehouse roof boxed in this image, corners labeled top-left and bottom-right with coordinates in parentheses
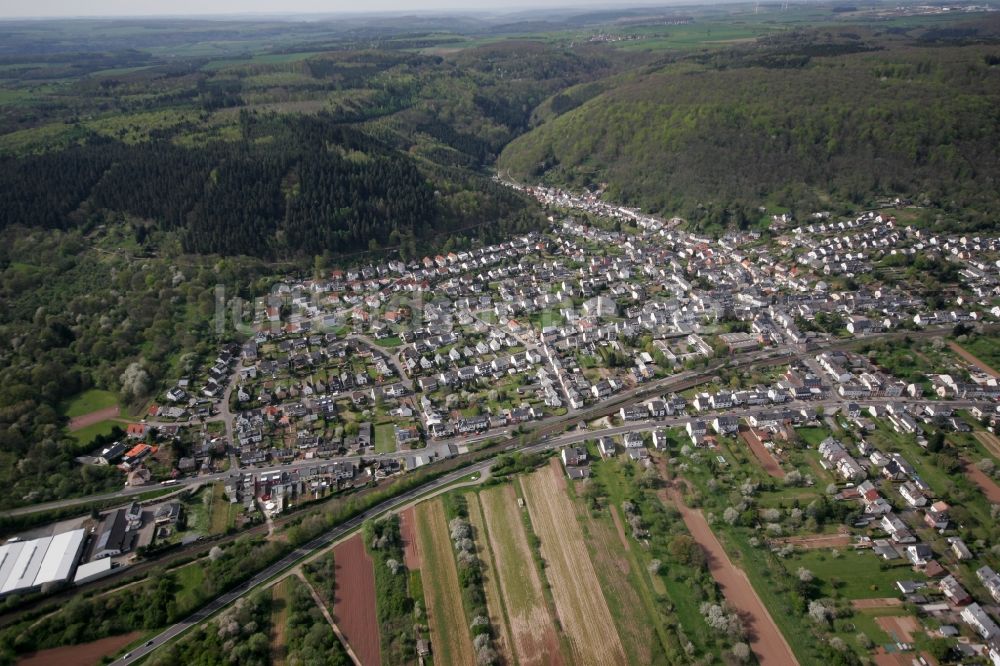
top-left (34, 530), bottom-right (86, 586)
top-left (0, 529), bottom-right (86, 595)
top-left (73, 557), bottom-right (113, 584)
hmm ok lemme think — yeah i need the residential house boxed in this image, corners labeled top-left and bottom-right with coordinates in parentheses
top-left (712, 415), bottom-right (739, 435)
top-left (686, 420), bottom-right (707, 445)
top-left (560, 446), bottom-right (590, 480)
top-left (941, 574), bottom-right (972, 605)
top-left (961, 603), bottom-right (999, 638)
top-left (880, 513), bottom-right (915, 543)
top-left (977, 566), bottom-right (1000, 603)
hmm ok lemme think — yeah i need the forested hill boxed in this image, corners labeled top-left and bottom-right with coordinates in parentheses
top-left (499, 27), bottom-right (1000, 230)
top-left (0, 44), bottom-right (633, 259)
top-left (0, 116), bottom-right (478, 259)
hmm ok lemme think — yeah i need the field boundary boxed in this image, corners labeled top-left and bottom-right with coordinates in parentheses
top-left (974, 431), bottom-right (1000, 459)
top-left (664, 482), bottom-right (798, 666)
top-left (949, 341), bottom-right (1000, 378)
top-left (414, 500), bottom-right (476, 666)
top-left (521, 463), bottom-right (627, 665)
top-left (466, 492), bottom-right (515, 666)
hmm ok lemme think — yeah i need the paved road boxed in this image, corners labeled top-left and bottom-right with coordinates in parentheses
top-left (4, 323), bottom-right (986, 519)
top-left (108, 386), bottom-right (982, 663)
top-left (110, 440), bottom-right (547, 665)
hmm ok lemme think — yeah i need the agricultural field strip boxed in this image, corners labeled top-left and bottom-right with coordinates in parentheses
top-left (479, 484), bottom-right (563, 666)
top-left (270, 578), bottom-right (289, 666)
top-left (414, 500), bottom-right (477, 666)
top-left (576, 495), bottom-right (661, 664)
top-left (521, 466), bottom-right (628, 665)
top-left (330, 535), bottom-right (381, 666)
top-left (465, 492), bottom-right (516, 666)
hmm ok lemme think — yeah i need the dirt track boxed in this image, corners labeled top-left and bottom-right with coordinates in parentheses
top-left (69, 406), bottom-right (120, 431)
top-left (332, 534), bottom-right (381, 666)
top-left (665, 484), bottom-right (798, 666)
top-left (949, 341), bottom-right (1000, 378)
top-left (962, 460), bottom-right (1000, 503)
top-left (852, 598), bottom-right (903, 610)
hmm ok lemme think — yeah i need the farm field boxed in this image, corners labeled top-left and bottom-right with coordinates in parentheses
top-left (331, 535), bottom-right (381, 666)
top-left (17, 632), bottom-right (142, 666)
top-left (521, 461), bottom-right (627, 665)
top-left (399, 506), bottom-right (420, 570)
top-left (465, 492), bottom-right (515, 666)
top-left (571, 483), bottom-right (668, 664)
top-left (479, 483), bottom-right (563, 666)
top-left (270, 577), bottom-right (290, 666)
top-left (739, 427), bottom-right (786, 478)
top-left (414, 499), bottom-right (476, 666)
top-left (974, 430), bottom-right (1000, 460)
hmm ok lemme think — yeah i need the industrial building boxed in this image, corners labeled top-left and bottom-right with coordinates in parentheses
top-left (0, 529), bottom-right (86, 596)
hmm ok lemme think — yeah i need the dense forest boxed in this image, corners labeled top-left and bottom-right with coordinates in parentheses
top-left (0, 44), bottom-right (632, 259)
top-left (500, 23), bottom-right (1000, 229)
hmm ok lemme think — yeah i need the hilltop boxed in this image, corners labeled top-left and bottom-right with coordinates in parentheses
top-left (499, 21), bottom-right (1000, 231)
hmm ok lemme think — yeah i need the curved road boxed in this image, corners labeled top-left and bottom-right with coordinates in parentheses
top-left (110, 440), bottom-right (551, 665)
top-left (5, 322), bottom-right (986, 519)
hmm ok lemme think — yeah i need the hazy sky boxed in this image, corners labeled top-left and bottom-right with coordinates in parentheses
top-left (1, 0), bottom-right (665, 19)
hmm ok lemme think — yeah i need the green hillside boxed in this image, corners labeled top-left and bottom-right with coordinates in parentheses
top-left (499, 25), bottom-right (1000, 230)
top-left (0, 43), bottom-right (631, 259)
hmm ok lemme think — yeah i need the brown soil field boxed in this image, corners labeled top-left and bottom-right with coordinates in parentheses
top-left (479, 484), bottom-right (563, 666)
top-left (664, 484), bottom-right (798, 666)
top-left (331, 534), bottom-right (381, 666)
top-left (773, 529), bottom-right (852, 550)
top-left (963, 459), bottom-right (1000, 503)
top-left (68, 406), bottom-right (120, 431)
top-left (270, 577), bottom-right (290, 666)
top-left (948, 341), bottom-right (1000, 378)
top-left (975, 431), bottom-right (1000, 459)
top-left (575, 492), bottom-right (657, 663)
top-left (466, 492), bottom-right (515, 666)
top-left (414, 500), bottom-right (476, 666)
top-left (522, 463), bottom-right (627, 665)
top-left (740, 427), bottom-right (786, 479)
top-left (876, 615), bottom-right (920, 643)
top-left (873, 648), bottom-right (934, 666)
top-left (852, 598), bottom-right (903, 610)
top-left (18, 632), bottom-right (141, 666)
top-left (399, 506), bottom-right (420, 570)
